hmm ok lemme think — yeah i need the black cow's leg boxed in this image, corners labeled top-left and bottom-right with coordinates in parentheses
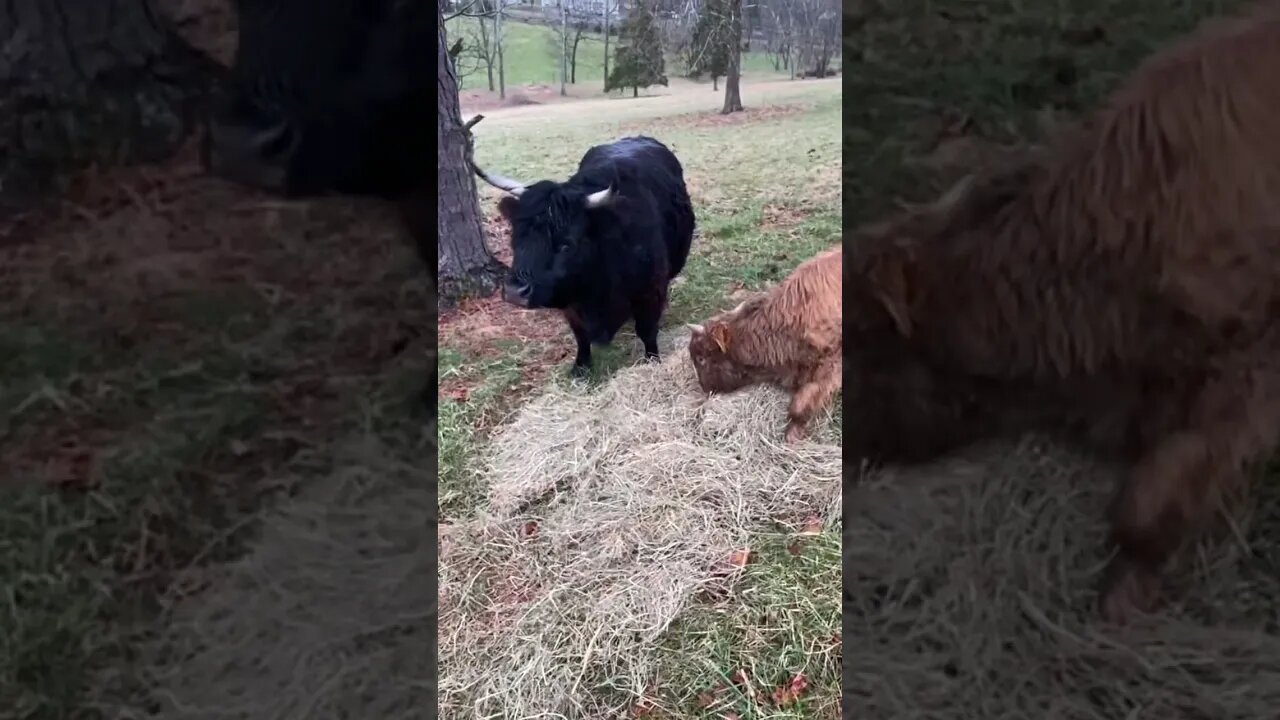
top-left (564, 311), bottom-right (592, 378)
top-left (634, 298), bottom-right (663, 362)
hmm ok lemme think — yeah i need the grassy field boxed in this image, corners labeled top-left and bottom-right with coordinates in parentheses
top-left (439, 77), bottom-right (842, 717)
top-left (447, 16), bottom-right (790, 91)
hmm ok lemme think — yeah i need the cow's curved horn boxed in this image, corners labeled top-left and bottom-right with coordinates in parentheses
top-left (686, 323), bottom-right (705, 334)
top-left (472, 163), bottom-right (526, 197)
top-left (249, 117), bottom-right (296, 158)
top-left (584, 185), bottom-right (614, 208)
top-left (932, 173), bottom-right (976, 212)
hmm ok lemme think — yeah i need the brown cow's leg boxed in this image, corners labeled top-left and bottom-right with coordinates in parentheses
top-left (784, 357), bottom-right (842, 444)
top-left (1101, 351), bottom-right (1280, 623)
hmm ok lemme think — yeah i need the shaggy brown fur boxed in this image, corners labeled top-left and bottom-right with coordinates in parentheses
top-left (688, 245), bottom-right (842, 443)
top-left (846, 1), bottom-right (1280, 624)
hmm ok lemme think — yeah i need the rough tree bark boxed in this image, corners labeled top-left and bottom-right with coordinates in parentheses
top-left (721, 0), bottom-right (744, 113)
top-left (438, 2), bottom-right (506, 305)
top-left (0, 0), bottom-right (217, 213)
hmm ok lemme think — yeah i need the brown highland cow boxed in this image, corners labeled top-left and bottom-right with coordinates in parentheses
top-left (688, 245), bottom-right (842, 444)
top-left (845, 1), bottom-right (1280, 623)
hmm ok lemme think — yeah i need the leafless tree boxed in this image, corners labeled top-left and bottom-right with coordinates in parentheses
top-left (721, 0), bottom-right (744, 112)
top-left (545, 0), bottom-right (612, 92)
top-left (755, 0), bottom-right (838, 79)
top-left (449, 0), bottom-right (509, 98)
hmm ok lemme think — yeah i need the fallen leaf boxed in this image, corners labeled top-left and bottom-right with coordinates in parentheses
top-left (727, 548), bottom-right (752, 569)
top-left (45, 441), bottom-right (99, 491)
top-left (441, 385), bottom-right (471, 402)
top-left (520, 520), bottom-right (539, 538)
top-left (771, 673), bottom-right (810, 707)
top-left (696, 685), bottom-right (726, 708)
top-left (786, 541), bottom-right (804, 557)
top-left (730, 668), bottom-right (755, 700)
top-left (799, 515), bottom-right (824, 535)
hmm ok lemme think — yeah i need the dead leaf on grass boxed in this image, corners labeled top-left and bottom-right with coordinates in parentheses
top-left (727, 547), bottom-right (752, 569)
top-left (771, 672), bottom-right (810, 708)
top-left (441, 385), bottom-right (471, 403)
top-left (696, 684), bottom-right (727, 708)
top-left (45, 441), bottom-right (99, 491)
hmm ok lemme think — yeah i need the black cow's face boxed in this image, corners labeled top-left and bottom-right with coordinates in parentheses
top-left (205, 0), bottom-right (429, 197)
top-left (492, 181), bottom-right (616, 310)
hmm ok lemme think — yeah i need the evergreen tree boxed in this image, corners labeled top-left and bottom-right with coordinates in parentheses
top-left (605, 0), bottom-right (668, 98)
top-left (688, 0), bottom-right (732, 90)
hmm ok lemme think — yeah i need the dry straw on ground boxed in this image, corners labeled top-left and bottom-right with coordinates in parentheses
top-left (439, 334), bottom-right (842, 719)
top-left (132, 437), bottom-right (437, 720)
top-left (846, 440), bottom-right (1280, 720)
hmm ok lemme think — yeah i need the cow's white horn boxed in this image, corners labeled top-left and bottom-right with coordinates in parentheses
top-left (584, 185), bottom-right (614, 208)
top-left (473, 164), bottom-right (527, 196)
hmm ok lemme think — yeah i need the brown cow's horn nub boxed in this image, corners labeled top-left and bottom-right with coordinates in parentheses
top-left (472, 163), bottom-right (527, 196)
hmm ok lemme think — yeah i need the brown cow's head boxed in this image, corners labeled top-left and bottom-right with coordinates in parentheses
top-left (686, 299), bottom-right (762, 394)
top-left (841, 169), bottom-right (1028, 463)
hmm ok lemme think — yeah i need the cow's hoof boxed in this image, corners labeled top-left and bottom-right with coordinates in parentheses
top-left (643, 353), bottom-right (661, 364)
top-left (569, 364), bottom-right (591, 380)
top-left (1098, 558), bottom-right (1163, 624)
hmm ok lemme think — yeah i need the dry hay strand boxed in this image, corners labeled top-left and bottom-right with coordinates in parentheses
top-left (846, 439), bottom-right (1280, 720)
top-left (440, 333), bottom-right (842, 719)
top-left (132, 437), bottom-right (437, 720)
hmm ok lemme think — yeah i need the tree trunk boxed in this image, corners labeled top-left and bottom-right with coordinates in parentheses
top-left (559, 4), bottom-right (568, 96)
top-left (633, 86), bottom-right (638, 98)
top-left (571, 31), bottom-right (582, 83)
top-left (721, 0), bottom-right (744, 113)
top-left (0, 0), bottom-right (217, 213)
top-left (496, 5), bottom-right (506, 99)
top-left (602, 1), bottom-right (610, 89)
top-left (480, 16), bottom-right (496, 91)
top-left (438, 2), bottom-right (506, 304)
top-left (713, 75), bottom-right (719, 91)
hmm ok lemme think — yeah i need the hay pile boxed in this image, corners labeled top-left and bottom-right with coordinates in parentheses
top-left (846, 439), bottom-right (1280, 720)
top-left (134, 438), bottom-right (437, 720)
top-left (439, 334), bottom-right (841, 719)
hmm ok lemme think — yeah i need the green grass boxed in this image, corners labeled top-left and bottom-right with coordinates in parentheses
top-left (655, 530), bottom-right (842, 718)
top-left (447, 17), bottom-right (788, 91)
top-left (0, 200), bottom-right (435, 717)
top-left (0, 299), bottom-right (278, 718)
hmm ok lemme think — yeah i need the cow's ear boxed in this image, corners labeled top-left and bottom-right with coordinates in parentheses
top-left (867, 241), bottom-right (917, 338)
top-left (710, 323), bottom-right (731, 353)
top-left (496, 195), bottom-right (520, 221)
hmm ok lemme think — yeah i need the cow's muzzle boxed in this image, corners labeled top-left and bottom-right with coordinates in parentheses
top-left (503, 279), bottom-right (533, 308)
top-left (204, 116), bottom-right (298, 192)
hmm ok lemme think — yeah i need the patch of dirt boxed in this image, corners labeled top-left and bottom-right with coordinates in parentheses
top-left (761, 203), bottom-right (810, 230)
top-left (438, 201), bottom-right (571, 405)
top-left (618, 104), bottom-right (809, 133)
top-left (0, 131), bottom-right (431, 485)
top-left (461, 83), bottom-right (570, 113)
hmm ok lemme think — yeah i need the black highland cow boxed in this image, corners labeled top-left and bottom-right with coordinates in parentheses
top-left (474, 136), bottom-right (696, 375)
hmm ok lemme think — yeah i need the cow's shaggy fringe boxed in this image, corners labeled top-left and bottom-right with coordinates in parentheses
top-left (438, 334), bottom-right (841, 719)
